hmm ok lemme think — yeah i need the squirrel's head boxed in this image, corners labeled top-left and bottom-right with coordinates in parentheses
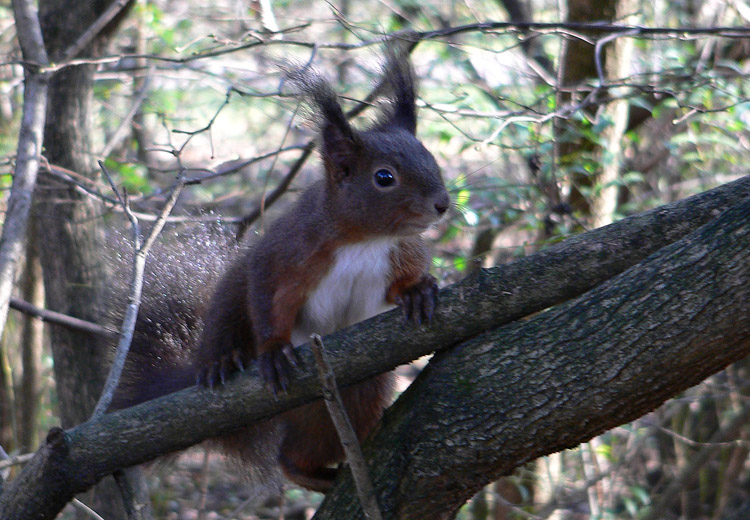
top-left (289, 50), bottom-right (450, 239)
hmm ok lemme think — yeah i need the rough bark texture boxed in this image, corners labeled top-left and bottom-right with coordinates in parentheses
top-left (315, 193), bottom-right (750, 519)
top-left (0, 178), bottom-right (747, 520)
top-left (36, 4), bottom-right (109, 430)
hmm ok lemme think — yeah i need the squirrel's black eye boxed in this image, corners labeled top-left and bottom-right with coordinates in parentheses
top-left (374, 168), bottom-right (395, 188)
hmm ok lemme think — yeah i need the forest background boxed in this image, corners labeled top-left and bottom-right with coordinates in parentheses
top-left (0, 0), bottom-right (750, 518)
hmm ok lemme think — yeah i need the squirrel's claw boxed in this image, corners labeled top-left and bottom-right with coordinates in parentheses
top-left (398, 274), bottom-right (438, 325)
top-left (196, 349), bottom-right (247, 389)
top-left (258, 342), bottom-right (298, 395)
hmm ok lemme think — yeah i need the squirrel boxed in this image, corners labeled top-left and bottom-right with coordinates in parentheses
top-left (111, 50), bottom-right (450, 493)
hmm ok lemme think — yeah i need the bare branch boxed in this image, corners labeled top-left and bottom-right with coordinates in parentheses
top-left (8, 21), bottom-right (750, 75)
top-left (0, 0), bottom-right (49, 343)
top-left (0, 453), bottom-right (34, 471)
top-left (311, 335), bottom-right (383, 520)
top-left (100, 68), bottom-right (153, 159)
top-left (9, 297), bottom-right (116, 338)
top-left (11, 0), bottom-right (48, 66)
top-left (235, 141), bottom-right (316, 239)
top-left (642, 404), bottom-right (750, 520)
top-left (90, 162), bottom-right (185, 419)
top-left (69, 499), bottom-right (104, 520)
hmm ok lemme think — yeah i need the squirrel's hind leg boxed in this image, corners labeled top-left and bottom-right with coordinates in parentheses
top-left (278, 374), bottom-right (393, 492)
top-left (279, 450), bottom-right (338, 492)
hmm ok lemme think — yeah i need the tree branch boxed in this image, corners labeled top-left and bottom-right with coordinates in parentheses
top-left (311, 335), bottom-right (383, 520)
top-left (0, 0), bottom-right (49, 345)
top-left (91, 163), bottom-right (185, 418)
top-left (642, 403), bottom-right (750, 520)
top-left (315, 189), bottom-right (750, 519)
top-left (9, 296), bottom-right (116, 338)
top-left (0, 177), bottom-right (748, 519)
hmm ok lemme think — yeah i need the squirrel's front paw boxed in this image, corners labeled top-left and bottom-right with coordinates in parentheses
top-left (395, 274), bottom-right (439, 325)
top-left (196, 349), bottom-right (246, 389)
top-left (258, 339), bottom-right (298, 394)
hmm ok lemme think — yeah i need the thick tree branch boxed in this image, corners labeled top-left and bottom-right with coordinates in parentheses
top-left (0, 177), bottom-right (748, 519)
top-left (315, 196), bottom-right (750, 519)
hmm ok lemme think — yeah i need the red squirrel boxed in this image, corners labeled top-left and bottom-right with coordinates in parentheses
top-left (112, 51), bottom-right (449, 493)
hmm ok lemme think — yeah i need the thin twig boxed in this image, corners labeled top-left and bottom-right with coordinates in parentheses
top-left (183, 145), bottom-right (305, 184)
top-left (0, 452), bottom-right (34, 471)
top-left (100, 67), bottom-right (153, 158)
top-left (10, 22), bottom-right (750, 74)
top-left (310, 334), bottom-right (383, 520)
top-left (594, 29), bottom-right (640, 86)
top-left (9, 296), bottom-right (117, 338)
top-left (113, 468), bottom-right (153, 520)
top-left (235, 141), bottom-right (315, 239)
top-left (90, 161), bottom-right (185, 419)
top-left (70, 499), bottom-right (105, 520)
top-left (642, 404), bottom-right (750, 520)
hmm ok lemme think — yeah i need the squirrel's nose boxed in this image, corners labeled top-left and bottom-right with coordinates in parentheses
top-left (434, 192), bottom-right (450, 215)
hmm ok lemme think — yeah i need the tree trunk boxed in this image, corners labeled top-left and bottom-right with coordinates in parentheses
top-left (557, 0), bottom-right (616, 218)
top-left (0, 334), bottom-right (14, 453)
top-left (590, 0), bottom-right (638, 227)
top-left (36, 19), bottom-right (106, 431)
top-left (36, 1), bottom-right (135, 516)
top-left (18, 228), bottom-right (44, 453)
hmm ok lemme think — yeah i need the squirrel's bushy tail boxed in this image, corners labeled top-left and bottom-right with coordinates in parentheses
top-left (106, 221), bottom-right (287, 493)
top-left (107, 222), bottom-right (238, 409)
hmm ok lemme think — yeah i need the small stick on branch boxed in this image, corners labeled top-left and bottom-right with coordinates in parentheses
top-left (310, 334), bottom-right (383, 520)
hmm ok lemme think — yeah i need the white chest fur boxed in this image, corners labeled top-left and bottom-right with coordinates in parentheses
top-left (291, 238), bottom-right (396, 346)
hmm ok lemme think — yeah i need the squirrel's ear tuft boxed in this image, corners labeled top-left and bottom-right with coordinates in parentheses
top-left (381, 46), bottom-right (418, 135)
top-left (284, 64), bottom-right (360, 185)
top-left (320, 115), bottom-right (360, 185)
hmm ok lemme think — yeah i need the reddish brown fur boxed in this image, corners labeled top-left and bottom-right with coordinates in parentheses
top-left (278, 373), bottom-right (394, 491)
top-left (387, 236), bottom-right (433, 303)
top-left (116, 51), bottom-right (449, 493)
top-left (266, 243), bottom-right (340, 350)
